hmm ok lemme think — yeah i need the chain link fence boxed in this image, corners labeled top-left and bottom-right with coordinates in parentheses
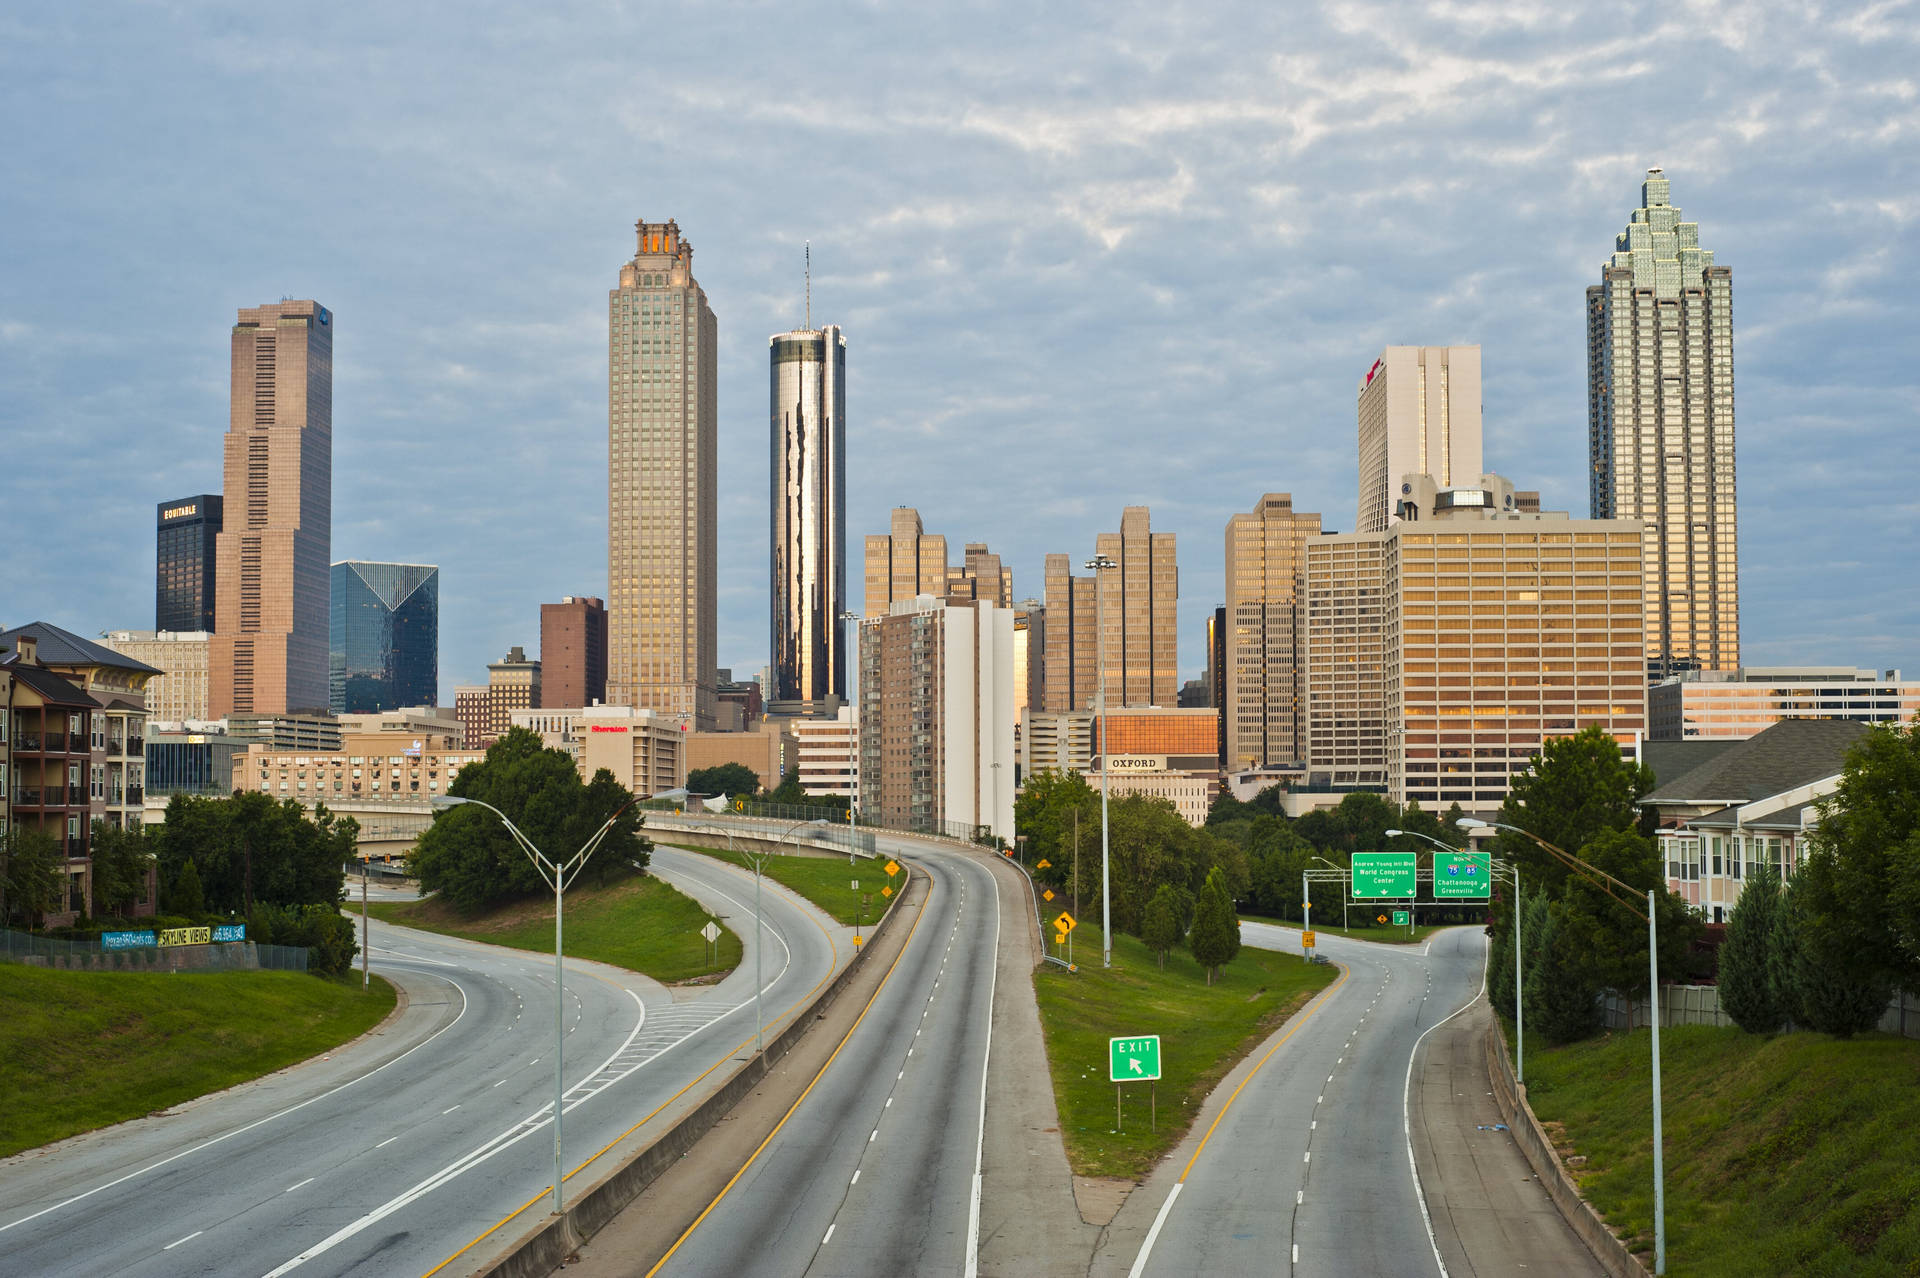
top-left (0, 929), bottom-right (309, 973)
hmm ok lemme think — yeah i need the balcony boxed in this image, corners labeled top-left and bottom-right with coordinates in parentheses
top-left (16, 787), bottom-right (42, 806)
top-left (127, 737), bottom-right (144, 756)
top-left (16, 733), bottom-right (42, 751)
top-left (126, 786), bottom-right (144, 806)
top-left (44, 732), bottom-right (66, 753)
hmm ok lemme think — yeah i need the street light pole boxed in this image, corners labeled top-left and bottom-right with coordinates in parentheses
top-left (1310, 855), bottom-right (1346, 932)
top-left (431, 793), bottom-right (636, 1217)
top-left (1459, 817), bottom-right (1663, 1274)
top-left (1388, 827), bottom-right (1519, 1082)
top-left (1085, 553), bottom-right (1117, 967)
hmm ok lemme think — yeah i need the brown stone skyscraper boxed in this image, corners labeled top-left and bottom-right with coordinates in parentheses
top-left (607, 219), bottom-right (718, 727)
top-left (1224, 493), bottom-right (1321, 771)
top-left (209, 300), bottom-right (332, 717)
top-left (541, 595), bottom-right (607, 709)
top-left (1040, 507), bottom-right (1178, 712)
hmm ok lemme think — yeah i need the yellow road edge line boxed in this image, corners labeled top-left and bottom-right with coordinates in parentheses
top-left (420, 860), bottom-right (846, 1278)
top-left (1175, 962), bottom-right (1350, 1185)
top-left (643, 866), bottom-right (932, 1278)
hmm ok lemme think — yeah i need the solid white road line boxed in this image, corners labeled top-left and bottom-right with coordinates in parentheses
top-left (1402, 931), bottom-right (1489, 1278)
top-left (964, 855), bottom-right (1002, 1278)
top-left (285, 1178), bottom-right (315, 1193)
top-left (163, 1231), bottom-right (203, 1250)
top-left (0, 973), bottom-right (472, 1238)
top-left (1124, 1182), bottom-right (1183, 1278)
top-left (375, 1137), bottom-right (398, 1149)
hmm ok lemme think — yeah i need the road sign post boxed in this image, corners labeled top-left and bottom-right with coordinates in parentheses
top-left (701, 919), bottom-right (721, 966)
top-left (1109, 1034), bottom-right (1162, 1131)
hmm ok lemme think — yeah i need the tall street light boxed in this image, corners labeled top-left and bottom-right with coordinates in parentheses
top-left (1309, 855), bottom-right (1349, 932)
top-left (744, 817), bottom-right (829, 1054)
top-left (1388, 827), bottom-right (1520, 1084)
top-left (1458, 816), bottom-right (1666, 1276)
top-left (1085, 552), bottom-right (1118, 967)
top-left (430, 793), bottom-right (638, 1217)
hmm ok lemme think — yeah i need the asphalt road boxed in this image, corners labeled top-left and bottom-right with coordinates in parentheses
top-left (0, 847), bottom-right (845, 1278)
top-left (1111, 922), bottom-right (1488, 1278)
top-left (652, 835), bottom-right (1002, 1278)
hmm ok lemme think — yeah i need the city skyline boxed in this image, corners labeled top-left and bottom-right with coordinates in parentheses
top-left (5, 7), bottom-right (1913, 697)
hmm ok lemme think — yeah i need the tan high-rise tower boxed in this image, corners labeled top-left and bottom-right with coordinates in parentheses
top-left (863, 507), bottom-right (949, 617)
top-left (1356, 346), bottom-right (1483, 534)
top-left (1224, 493), bottom-right (1321, 771)
top-left (1040, 507), bottom-right (1177, 712)
top-left (607, 218), bottom-right (718, 728)
top-left (1588, 168), bottom-right (1738, 681)
top-left (209, 300), bottom-right (332, 718)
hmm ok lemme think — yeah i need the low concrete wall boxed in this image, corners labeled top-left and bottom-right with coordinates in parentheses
top-left (1484, 1020), bottom-right (1649, 1277)
top-left (475, 864), bottom-right (914, 1278)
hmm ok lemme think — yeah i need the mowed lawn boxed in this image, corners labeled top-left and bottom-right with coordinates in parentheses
top-left (1034, 922), bottom-right (1337, 1180)
top-left (681, 846), bottom-right (905, 929)
top-left (0, 965), bottom-right (395, 1157)
top-left (1516, 1021), bottom-right (1920, 1275)
top-left (365, 872), bottom-right (740, 983)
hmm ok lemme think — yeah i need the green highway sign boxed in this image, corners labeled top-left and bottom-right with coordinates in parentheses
top-left (1351, 852), bottom-right (1416, 899)
top-left (1393, 910), bottom-right (1411, 927)
top-left (1433, 851), bottom-right (1492, 900)
top-left (1109, 1035), bottom-right (1162, 1082)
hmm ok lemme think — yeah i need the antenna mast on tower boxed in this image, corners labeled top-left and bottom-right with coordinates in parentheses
top-left (805, 241), bottom-right (811, 330)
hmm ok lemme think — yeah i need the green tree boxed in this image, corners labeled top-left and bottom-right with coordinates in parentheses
top-left (1141, 884), bottom-right (1184, 969)
top-left (1549, 828), bottom-right (1703, 994)
top-left (1766, 880), bottom-right (1805, 1029)
top-left (687, 763), bottom-right (761, 798)
top-left (151, 792), bottom-right (349, 914)
top-left (1718, 864), bottom-right (1787, 1034)
top-left (88, 821), bottom-right (153, 919)
top-left (2, 828), bottom-right (66, 930)
top-left (410, 728), bottom-right (648, 912)
top-left (1187, 866), bottom-right (1241, 984)
top-left (1017, 769), bottom-right (1100, 902)
top-left (766, 767), bottom-right (808, 806)
top-left (1783, 884), bottom-right (1892, 1038)
top-left (1525, 899), bottom-right (1603, 1044)
top-left (168, 857), bottom-right (205, 917)
top-left (1792, 720), bottom-right (1920, 993)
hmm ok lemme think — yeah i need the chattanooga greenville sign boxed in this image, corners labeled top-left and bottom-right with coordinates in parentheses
top-left (1102, 756), bottom-right (1166, 774)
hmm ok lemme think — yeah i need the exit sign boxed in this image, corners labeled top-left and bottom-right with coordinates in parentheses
top-left (1109, 1035), bottom-right (1162, 1082)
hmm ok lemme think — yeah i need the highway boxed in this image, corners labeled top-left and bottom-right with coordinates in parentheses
top-left (0, 847), bottom-right (846, 1278)
top-left (648, 834), bottom-right (1002, 1278)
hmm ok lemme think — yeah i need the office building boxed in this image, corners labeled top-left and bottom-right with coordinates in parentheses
top-left (577, 705), bottom-right (690, 800)
top-left (233, 737), bottom-right (486, 806)
top-left (1012, 603), bottom-right (1041, 721)
top-left (863, 507), bottom-right (951, 617)
top-left (607, 218), bottom-right (718, 728)
top-left (769, 323), bottom-right (847, 714)
top-left (540, 596), bottom-right (608, 710)
top-left (715, 668), bottom-right (765, 732)
top-left (792, 706), bottom-right (859, 802)
top-left (329, 561), bottom-right (438, 715)
top-left (156, 495), bottom-right (222, 632)
top-left (1021, 706), bottom-right (1219, 825)
top-left (209, 299), bottom-right (333, 718)
top-left (686, 726), bottom-right (788, 794)
top-left (1302, 474), bottom-right (1647, 811)
top-left (1356, 346), bottom-right (1482, 534)
top-left (1040, 507), bottom-right (1178, 712)
top-left (1588, 169), bottom-right (1738, 680)
top-left (145, 728), bottom-right (249, 800)
top-left (336, 706), bottom-right (462, 741)
top-left (1649, 667), bottom-right (1920, 741)
top-left (485, 647), bottom-right (541, 743)
top-left (949, 544), bottom-right (1013, 608)
top-left (100, 630), bottom-right (212, 723)
top-left (1224, 493), bottom-right (1322, 772)
top-left (859, 597), bottom-right (1015, 841)
top-left (224, 713), bottom-right (342, 753)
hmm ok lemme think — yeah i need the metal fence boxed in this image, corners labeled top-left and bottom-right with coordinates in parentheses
top-left (0, 929), bottom-right (308, 973)
top-left (1602, 983), bottom-right (1920, 1040)
top-left (640, 798), bottom-right (989, 847)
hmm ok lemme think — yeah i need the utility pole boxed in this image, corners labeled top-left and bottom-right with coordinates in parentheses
top-left (361, 854), bottom-right (370, 989)
top-left (1071, 807), bottom-right (1079, 968)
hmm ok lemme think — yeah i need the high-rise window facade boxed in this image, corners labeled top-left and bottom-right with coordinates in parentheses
top-left (156, 495), bottom-right (222, 632)
top-left (607, 220), bottom-right (718, 727)
top-left (769, 325), bottom-right (846, 712)
top-left (1040, 507), bottom-right (1178, 712)
top-left (540, 596), bottom-right (608, 709)
top-left (863, 507), bottom-right (950, 617)
top-left (210, 300), bottom-right (332, 717)
top-left (1356, 347), bottom-right (1483, 534)
top-left (1587, 168), bottom-right (1737, 681)
top-left (328, 562), bottom-right (438, 714)
top-left (1224, 493), bottom-right (1322, 771)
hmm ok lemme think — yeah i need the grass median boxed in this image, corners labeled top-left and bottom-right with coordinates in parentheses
top-left (1033, 922), bottom-right (1337, 1180)
top-left (0, 965), bottom-right (395, 1157)
top-left (364, 872), bottom-right (741, 983)
top-left (1513, 1020), bottom-right (1920, 1273)
top-left (680, 845), bottom-right (903, 929)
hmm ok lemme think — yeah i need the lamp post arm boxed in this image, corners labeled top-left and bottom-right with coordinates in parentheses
top-left (1477, 821), bottom-right (1648, 922)
top-left (557, 798), bottom-right (642, 887)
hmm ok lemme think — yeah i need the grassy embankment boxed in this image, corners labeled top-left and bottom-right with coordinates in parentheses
top-left (0, 966), bottom-right (395, 1157)
top-left (683, 846), bottom-right (905, 928)
top-left (1513, 1021), bottom-right (1920, 1274)
top-left (1240, 915), bottom-right (1458, 945)
top-left (1033, 921), bottom-right (1337, 1179)
top-left (364, 873), bottom-right (740, 983)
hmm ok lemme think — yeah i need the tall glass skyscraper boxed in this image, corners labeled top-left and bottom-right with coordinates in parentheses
top-left (1587, 168), bottom-right (1738, 681)
top-left (329, 561), bottom-right (439, 714)
top-left (156, 494), bottom-right (222, 631)
top-left (769, 323), bottom-right (846, 713)
top-left (606, 219), bottom-right (718, 728)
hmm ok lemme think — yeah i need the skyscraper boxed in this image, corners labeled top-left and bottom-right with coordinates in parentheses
top-left (1356, 346), bottom-right (1483, 534)
top-left (863, 507), bottom-right (950, 617)
top-left (329, 561), bottom-right (438, 714)
top-left (209, 300), bottom-right (332, 717)
top-left (540, 595), bottom-right (608, 709)
top-left (1588, 168), bottom-right (1738, 681)
top-left (156, 495), bottom-right (222, 632)
top-left (1224, 493), bottom-right (1321, 771)
top-left (607, 219), bottom-right (718, 728)
top-left (769, 323), bottom-right (846, 713)
top-left (1040, 507), bottom-right (1178, 712)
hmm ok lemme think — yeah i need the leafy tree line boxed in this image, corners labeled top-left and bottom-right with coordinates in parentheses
top-left (411, 728), bottom-right (651, 912)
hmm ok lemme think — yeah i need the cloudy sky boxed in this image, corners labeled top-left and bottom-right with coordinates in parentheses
top-left (4, 1), bottom-right (1915, 701)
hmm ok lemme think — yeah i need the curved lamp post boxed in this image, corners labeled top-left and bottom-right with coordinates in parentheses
top-left (430, 793), bottom-right (637, 1216)
top-left (1308, 855), bottom-right (1349, 933)
top-left (1457, 816), bottom-right (1666, 1276)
